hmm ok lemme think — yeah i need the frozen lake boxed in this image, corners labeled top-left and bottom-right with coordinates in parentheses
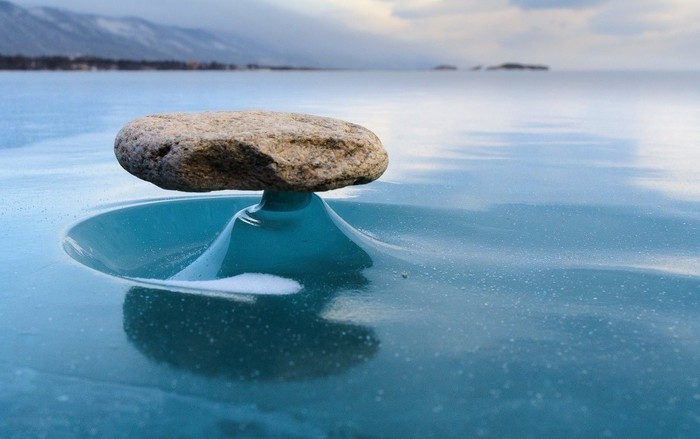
top-left (1, 70), bottom-right (699, 438)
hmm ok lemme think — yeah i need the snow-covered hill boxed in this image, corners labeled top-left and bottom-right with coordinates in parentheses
top-left (0, 1), bottom-right (283, 64)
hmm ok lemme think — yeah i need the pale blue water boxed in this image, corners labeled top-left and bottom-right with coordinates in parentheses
top-left (1, 71), bottom-right (699, 438)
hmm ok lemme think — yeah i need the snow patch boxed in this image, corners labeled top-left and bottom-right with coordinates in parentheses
top-left (94, 18), bottom-right (156, 45)
top-left (95, 17), bottom-right (134, 36)
top-left (26, 8), bottom-right (53, 22)
top-left (132, 273), bottom-right (303, 296)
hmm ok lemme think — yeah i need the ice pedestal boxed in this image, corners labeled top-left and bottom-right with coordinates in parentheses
top-left (171, 191), bottom-right (372, 283)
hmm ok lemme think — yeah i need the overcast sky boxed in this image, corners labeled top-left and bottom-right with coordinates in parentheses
top-left (14, 0), bottom-right (700, 69)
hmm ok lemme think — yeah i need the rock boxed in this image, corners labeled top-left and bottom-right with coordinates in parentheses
top-left (114, 111), bottom-right (388, 192)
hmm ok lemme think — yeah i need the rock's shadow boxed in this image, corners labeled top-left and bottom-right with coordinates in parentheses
top-left (123, 273), bottom-right (379, 381)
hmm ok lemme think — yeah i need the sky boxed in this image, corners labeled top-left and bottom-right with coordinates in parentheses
top-left (14, 0), bottom-right (700, 70)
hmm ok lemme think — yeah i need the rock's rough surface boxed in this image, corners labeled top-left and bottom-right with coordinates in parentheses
top-left (114, 111), bottom-right (388, 192)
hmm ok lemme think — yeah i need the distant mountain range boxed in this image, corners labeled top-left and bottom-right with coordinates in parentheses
top-left (0, 0), bottom-right (289, 65)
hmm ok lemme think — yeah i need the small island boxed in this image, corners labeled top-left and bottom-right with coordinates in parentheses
top-left (485, 63), bottom-right (549, 71)
top-left (433, 64), bottom-right (458, 71)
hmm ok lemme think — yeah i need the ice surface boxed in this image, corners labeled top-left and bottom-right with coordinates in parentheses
top-left (4, 71), bottom-right (700, 439)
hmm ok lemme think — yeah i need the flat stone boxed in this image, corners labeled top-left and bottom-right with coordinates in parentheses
top-left (114, 111), bottom-right (388, 192)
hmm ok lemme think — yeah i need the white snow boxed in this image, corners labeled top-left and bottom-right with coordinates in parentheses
top-left (95, 17), bottom-right (134, 36)
top-left (132, 273), bottom-right (303, 296)
top-left (94, 18), bottom-right (156, 45)
top-left (26, 8), bottom-right (53, 22)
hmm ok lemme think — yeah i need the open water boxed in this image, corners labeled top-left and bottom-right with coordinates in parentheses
top-left (1, 71), bottom-right (699, 438)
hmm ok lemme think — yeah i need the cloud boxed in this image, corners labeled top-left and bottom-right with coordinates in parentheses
top-left (391, 0), bottom-right (509, 19)
top-left (586, 0), bottom-right (667, 36)
top-left (509, 0), bottom-right (607, 10)
top-left (381, 0), bottom-right (700, 69)
top-left (372, 1), bottom-right (593, 67)
top-left (588, 0), bottom-right (700, 36)
top-left (206, 1), bottom-right (442, 68)
top-left (265, 0), bottom-right (407, 34)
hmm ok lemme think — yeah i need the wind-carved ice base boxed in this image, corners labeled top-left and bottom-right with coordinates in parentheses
top-left (171, 191), bottom-right (373, 284)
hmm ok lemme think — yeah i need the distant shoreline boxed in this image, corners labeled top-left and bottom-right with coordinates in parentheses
top-left (0, 54), bottom-right (323, 72)
top-left (0, 54), bottom-right (553, 72)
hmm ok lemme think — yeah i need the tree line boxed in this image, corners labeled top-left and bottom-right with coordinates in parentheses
top-left (0, 54), bottom-right (318, 71)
